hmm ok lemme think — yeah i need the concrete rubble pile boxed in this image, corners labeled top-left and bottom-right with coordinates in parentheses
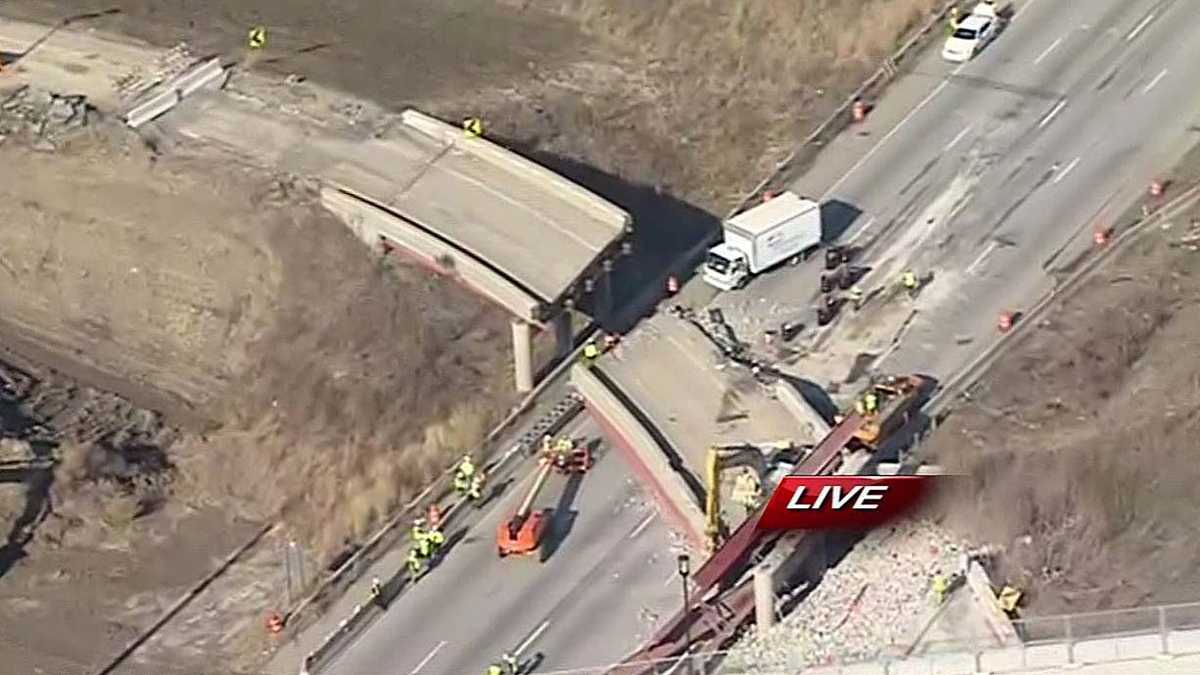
top-left (724, 519), bottom-right (967, 670)
top-left (0, 86), bottom-right (94, 149)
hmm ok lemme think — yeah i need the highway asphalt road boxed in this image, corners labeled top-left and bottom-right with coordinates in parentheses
top-left (718, 0), bottom-right (1200, 387)
top-left (324, 414), bottom-right (681, 675)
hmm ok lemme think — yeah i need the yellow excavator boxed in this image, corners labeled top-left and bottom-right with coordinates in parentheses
top-left (704, 443), bottom-right (794, 551)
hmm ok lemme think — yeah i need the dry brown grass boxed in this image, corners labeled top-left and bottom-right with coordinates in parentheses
top-left (173, 195), bottom-right (515, 563)
top-left (926, 208), bottom-right (1200, 614)
top-left (481, 0), bottom-right (941, 210)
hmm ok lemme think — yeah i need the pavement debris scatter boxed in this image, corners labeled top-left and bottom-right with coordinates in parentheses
top-left (0, 86), bottom-right (93, 149)
top-left (725, 519), bottom-right (967, 670)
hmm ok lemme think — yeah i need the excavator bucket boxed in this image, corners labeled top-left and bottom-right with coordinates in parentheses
top-left (497, 509), bottom-right (550, 557)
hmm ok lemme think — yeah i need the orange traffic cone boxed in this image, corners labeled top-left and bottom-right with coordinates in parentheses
top-left (762, 190), bottom-right (777, 203)
top-left (266, 612), bottom-right (285, 634)
top-left (666, 275), bottom-right (680, 295)
top-left (1093, 228), bottom-right (1110, 247)
top-left (998, 311), bottom-right (1014, 333)
top-left (1150, 179), bottom-right (1164, 198)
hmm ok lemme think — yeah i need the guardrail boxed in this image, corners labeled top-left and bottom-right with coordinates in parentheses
top-left (725, 0), bottom-right (962, 220)
top-left (518, 602), bottom-right (1200, 675)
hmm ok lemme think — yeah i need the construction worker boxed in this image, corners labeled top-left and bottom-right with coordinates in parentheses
top-left (863, 391), bottom-right (879, 414)
top-left (947, 6), bottom-right (961, 33)
top-left (501, 652), bottom-right (519, 674)
top-left (411, 518), bottom-right (428, 545)
top-left (406, 547), bottom-right (426, 580)
top-left (454, 455), bottom-right (476, 496)
top-left (854, 399), bottom-right (866, 416)
top-left (426, 524), bottom-right (446, 554)
top-left (463, 117), bottom-right (484, 138)
top-left (603, 333), bottom-right (619, 351)
top-left (487, 665), bottom-right (504, 675)
top-left (582, 340), bottom-right (601, 362)
top-left (467, 470), bottom-right (486, 501)
top-left (370, 576), bottom-right (388, 609)
top-left (247, 26), bottom-right (267, 50)
top-left (849, 286), bottom-right (864, 311)
top-left (902, 270), bottom-right (919, 297)
top-left (932, 574), bottom-right (949, 605)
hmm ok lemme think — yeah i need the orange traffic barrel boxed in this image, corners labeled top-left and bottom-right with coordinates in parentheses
top-left (1093, 228), bottom-right (1109, 247)
top-left (762, 190), bottom-right (777, 203)
top-left (427, 503), bottom-right (444, 531)
top-left (1150, 179), bottom-right (1164, 197)
top-left (266, 612), bottom-right (284, 634)
top-left (852, 100), bottom-right (867, 123)
top-left (666, 275), bottom-right (680, 295)
top-left (997, 311), bottom-right (1014, 333)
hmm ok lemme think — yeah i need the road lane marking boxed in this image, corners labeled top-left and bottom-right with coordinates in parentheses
top-left (1037, 99), bottom-right (1067, 129)
top-left (1033, 37), bottom-right (1062, 64)
top-left (943, 126), bottom-right (971, 151)
top-left (409, 641), bottom-right (447, 674)
top-left (1126, 12), bottom-right (1155, 41)
top-left (515, 620), bottom-right (550, 656)
top-left (628, 513), bottom-right (656, 539)
top-left (965, 241), bottom-right (999, 275)
top-left (1053, 156), bottom-right (1081, 184)
top-left (1012, 0), bottom-right (1045, 21)
top-left (1143, 68), bottom-right (1168, 94)
top-left (846, 216), bottom-right (878, 244)
top-left (821, 78), bottom-right (951, 200)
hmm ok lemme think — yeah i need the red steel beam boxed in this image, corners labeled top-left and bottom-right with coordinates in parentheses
top-left (612, 413), bottom-right (867, 671)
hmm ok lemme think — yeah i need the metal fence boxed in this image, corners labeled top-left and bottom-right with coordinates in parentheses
top-left (523, 602), bottom-right (1200, 675)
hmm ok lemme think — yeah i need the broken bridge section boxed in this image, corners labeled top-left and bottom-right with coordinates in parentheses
top-left (320, 110), bottom-right (632, 392)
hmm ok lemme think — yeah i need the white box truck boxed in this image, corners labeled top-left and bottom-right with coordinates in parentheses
top-left (702, 191), bottom-right (822, 291)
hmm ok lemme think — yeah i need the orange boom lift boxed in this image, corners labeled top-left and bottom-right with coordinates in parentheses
top-left (496, 439), bottom-right (593, 558)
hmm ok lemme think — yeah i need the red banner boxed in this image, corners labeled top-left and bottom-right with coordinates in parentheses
top-left (756, 475), bottom-right (936, 530)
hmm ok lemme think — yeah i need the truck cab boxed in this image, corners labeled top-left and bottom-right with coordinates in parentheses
top-left (703, 242), bottom-right (751, 291)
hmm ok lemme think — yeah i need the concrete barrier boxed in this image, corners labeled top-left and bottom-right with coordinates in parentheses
top-left (1169, 629), bottom-right (1200, 653)
top-left (124, 56), bottom-right (227, 128)
top-left (772, 380), bottom-right (832, 441)
top-left (570, 363), bottom-right (706, 546)
top-left (963, 561), bottom-right (1021, 647)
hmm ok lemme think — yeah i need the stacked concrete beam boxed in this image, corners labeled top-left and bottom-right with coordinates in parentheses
top-left (125, 56), bottom-right (227, 128)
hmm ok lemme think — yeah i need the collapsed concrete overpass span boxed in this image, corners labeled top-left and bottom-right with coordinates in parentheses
top-left (320, 110), bottom-right (632, 391)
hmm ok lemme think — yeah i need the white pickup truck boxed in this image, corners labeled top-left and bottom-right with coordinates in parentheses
top-left (702, 191), bottom-right (823, 291)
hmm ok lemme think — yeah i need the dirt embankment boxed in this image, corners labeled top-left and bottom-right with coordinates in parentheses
top-left (927, 196), bottom-right (1200, 616)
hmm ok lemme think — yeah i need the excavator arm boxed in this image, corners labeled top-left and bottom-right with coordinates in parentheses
top-left (705, 444), bottom-right (770, 551)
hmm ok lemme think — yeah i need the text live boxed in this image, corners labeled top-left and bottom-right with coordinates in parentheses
top-left (756, 476), bottom-right (938, 531)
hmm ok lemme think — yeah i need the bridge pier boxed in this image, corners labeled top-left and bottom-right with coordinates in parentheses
top-left (511, 319), bottom-right (534, 393)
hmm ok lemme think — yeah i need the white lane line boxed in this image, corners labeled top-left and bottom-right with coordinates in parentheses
top-left (1053, 156), bottom-right (1081, 184)
top-left (1033, 37), bottom-right (1062, 64)
top-left (1126, 12), bottom-right (1155, 41)
top-left (1012, 0), bottom-right (1046, 21)
top-left (965, 241), bottom-right (999, 275)
top-left (409, 641), bottom-right (447, 674)
top-left (1037, 99), bottom-right (1067, 129)
top-left (846, 216), bottom-right (878, 244)
top-left (820, 79), bottom-right (950, 199)
top-left (628, 513), bottom-right (656, 539)
top-left (943, 126), bottom-right (971, 151)
top-left (514, 620), bottom-right (550, 656)
top-left (1143, 68), bottom-right (1168, 94)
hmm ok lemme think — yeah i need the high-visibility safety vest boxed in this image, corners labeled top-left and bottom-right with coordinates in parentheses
top-left (583, 343), bottom-right (600, 360)
top-left (457, 457), bottom-right (475, 478)
top-left (427, 529), bottom-right (446, 546)
top-left (248, 26), bottom-right (267, 50)
top-left (902, 272), bottom-right (918, 288)
top-left (463, 117), bottom-right (484, 137)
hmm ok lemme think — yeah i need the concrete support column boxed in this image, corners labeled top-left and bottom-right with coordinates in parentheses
top-left (511, 319), bottom-right (534, 393)
top-left (754, 562), bottom-right (777, 630)
top-left (553, 312), bottom-right (573, 359)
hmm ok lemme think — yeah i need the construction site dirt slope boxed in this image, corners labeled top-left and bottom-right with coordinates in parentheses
top-left (926, 172), bottom-right (1200, 617)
